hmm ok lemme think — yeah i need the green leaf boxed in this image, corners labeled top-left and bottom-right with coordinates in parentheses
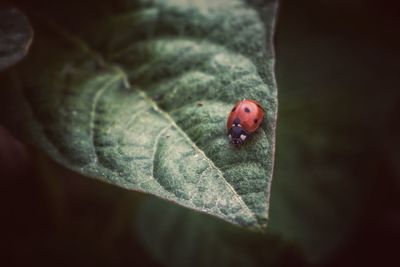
top-left (0, 7), bottom-right (33, 71)
top-left (0, 0), bottom-right (277, 228)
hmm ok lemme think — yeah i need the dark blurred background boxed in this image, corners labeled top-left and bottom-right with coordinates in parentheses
top-left (1, 0), bottom-right (399, 266)
top-left (270, 1), bottom-right (400, 266)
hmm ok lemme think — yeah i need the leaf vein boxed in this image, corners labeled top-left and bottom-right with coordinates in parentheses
top-left (90, 75), bottom-right (123, 164)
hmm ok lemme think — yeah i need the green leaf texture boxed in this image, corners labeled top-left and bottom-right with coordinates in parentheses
top-left (0, 0), bottom-right (277, 228)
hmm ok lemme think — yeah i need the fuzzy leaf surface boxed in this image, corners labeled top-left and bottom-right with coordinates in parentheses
top-left (0, 0), bottom-right (277, 228)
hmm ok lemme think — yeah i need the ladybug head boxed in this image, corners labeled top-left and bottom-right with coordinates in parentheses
top-left (228, 125), bottom-right (249, 146)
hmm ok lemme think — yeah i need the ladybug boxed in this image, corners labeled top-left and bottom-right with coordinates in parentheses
top-left (227, 99), bottom-right (265, 145)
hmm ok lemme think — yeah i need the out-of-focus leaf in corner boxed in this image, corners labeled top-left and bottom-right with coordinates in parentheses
top-left (0, 7), bottom-right (33, 71)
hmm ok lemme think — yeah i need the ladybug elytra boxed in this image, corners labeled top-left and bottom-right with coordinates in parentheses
top-left (227, 99), bottom-right (264, 145)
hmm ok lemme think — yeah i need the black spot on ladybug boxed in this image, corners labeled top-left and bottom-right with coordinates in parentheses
top-left (231, 106), bottom-right (236, 112)
top-left (233, 118), bottom-right (240, 125)
top-left (244, 107), bottom-right (251, 113)
top-left (254, 118), bottom-right (258, 123)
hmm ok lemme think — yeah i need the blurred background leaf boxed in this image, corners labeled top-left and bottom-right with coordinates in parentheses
top-left (134, 194), bottom-right (304, 267)
top-left (0, 7), bottom-right (32, 71)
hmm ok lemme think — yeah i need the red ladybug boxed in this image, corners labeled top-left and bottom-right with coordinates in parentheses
top-left (227, 99), bottom-right (265, 145)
